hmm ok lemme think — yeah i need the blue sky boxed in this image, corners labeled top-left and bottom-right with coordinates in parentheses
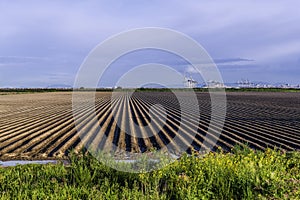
top-left (0, 0), bottom-right (299, 87)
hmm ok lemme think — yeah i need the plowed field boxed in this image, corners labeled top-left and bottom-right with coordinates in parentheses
top-left (1, 91), bottom-right (300, 160)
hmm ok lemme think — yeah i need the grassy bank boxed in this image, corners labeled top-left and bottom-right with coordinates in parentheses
top-left (1, 87), bottom-right (299, 95)
top-left (1, 147), bottom-right (300, 199)
top-left (0, 88), bottom-right (72, 95)
top-left (223, 88), bottom-right (300, 92)
top-left (113, 88), bottom-right (300, 92)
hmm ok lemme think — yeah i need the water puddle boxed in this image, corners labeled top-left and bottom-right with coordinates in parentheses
top-left (0, 160), bottom-right (65, 167)
top-left (0, 154), bottom-right (180, 167)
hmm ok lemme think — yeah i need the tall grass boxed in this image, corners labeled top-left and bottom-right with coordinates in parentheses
top-left (0, 146), bottom-right (300, 199)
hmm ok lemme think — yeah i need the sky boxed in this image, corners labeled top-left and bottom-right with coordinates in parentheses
top-left (0, 0), bottom-right (300, 88)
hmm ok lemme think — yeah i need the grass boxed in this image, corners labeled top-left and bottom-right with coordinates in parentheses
top-left (223, 88), bottom-right (300, 92)
top-left (114, 87), bottom-right (300, 93)
top-left (0, 146), bottom-right (300, 199)
top-left (0, 88), bottom-right (72, 94)
top-left (1, 87), bottom-right (299, 95)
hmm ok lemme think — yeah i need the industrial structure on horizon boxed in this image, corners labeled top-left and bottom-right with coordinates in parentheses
top-left (182, 73), bottom-right (300, 89)
top-left (183, 74), bottom-right (198, 88)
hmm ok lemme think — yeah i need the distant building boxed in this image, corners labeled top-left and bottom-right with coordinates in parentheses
top-left (184, 74), bottom-right (198, 88)
top-left (203, 80), bottom-right (226, 88)
top-left (237, 79), bottom-right (253, 88)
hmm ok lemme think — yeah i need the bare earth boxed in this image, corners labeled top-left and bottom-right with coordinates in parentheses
top-left (0, 91), bottom-right (300, 161)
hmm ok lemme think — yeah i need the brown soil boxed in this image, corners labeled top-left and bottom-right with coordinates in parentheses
top-left (0, 91), bottom-right (299, 161)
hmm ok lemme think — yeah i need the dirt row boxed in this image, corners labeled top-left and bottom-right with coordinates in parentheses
top-left (0, 91), bottom-right (300, 160)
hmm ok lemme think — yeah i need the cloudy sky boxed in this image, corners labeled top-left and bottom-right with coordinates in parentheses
top-left (0, 0), bottom-right (299, 87)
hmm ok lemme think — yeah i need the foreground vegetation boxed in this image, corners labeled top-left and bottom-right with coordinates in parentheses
top-left (0, 147), bottom-right (300, 199)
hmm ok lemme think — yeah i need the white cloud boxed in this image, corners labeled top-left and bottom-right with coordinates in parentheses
top-left (185, 65), bottom-right (198, 74)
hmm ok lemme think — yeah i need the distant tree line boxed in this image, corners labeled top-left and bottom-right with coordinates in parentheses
top-left (0, 87), bottom-right (299, 93)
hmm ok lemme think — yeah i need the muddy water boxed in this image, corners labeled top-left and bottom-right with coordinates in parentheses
top-left (0, 160), bottom-right (65, 167)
